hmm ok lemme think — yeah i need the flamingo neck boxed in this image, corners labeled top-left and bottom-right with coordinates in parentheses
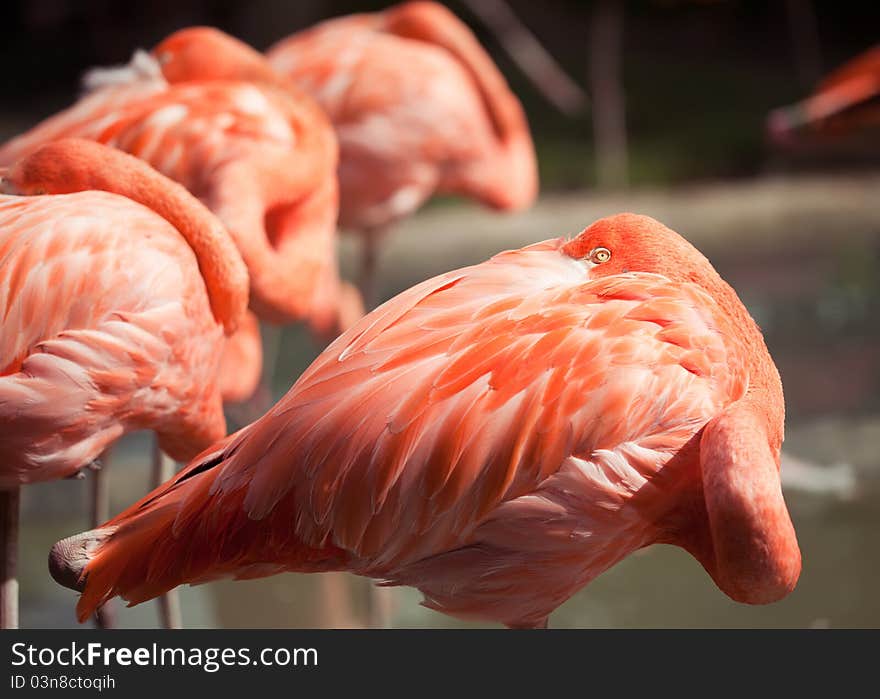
top-left (695, 401), bottom-right (800, 604)
top-left (380, 2), bottom-right (538, 212)
top-left (2, 139), bottom-right (248, 333)
top-left (206, 165), bottom-right (343, 330)
top-left (380, 2), bottom-right (525, 143)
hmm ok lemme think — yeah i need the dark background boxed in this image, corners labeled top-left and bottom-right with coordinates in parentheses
top-left (2, 1), bottom-right (879, 186)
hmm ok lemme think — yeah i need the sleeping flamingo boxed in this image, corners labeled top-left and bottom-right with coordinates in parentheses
top-left (0, 30), bottom-right (359, 344)
top-left (0, 139), bottom-right (248, 628)
top-left (267, 0), bottom-right (538, 305)
top-left (50, 213), bottom-right (801, 629)
top-left (0, 32), bottom-right (362, 625)
top-left (768, 44), bottom-right (880, 145)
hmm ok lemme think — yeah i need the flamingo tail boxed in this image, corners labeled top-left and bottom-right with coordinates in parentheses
top-left (49, 430), bottom-right (342, 623)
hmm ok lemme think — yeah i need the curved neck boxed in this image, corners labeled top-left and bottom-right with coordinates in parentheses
top-left (206, 162), bottom-right (344, 331)
top-left (695, 400), bottom-right (800, 604)
top-left (687, 269), bottom-right (793, 602)
top-left (381, 4), bottom-right (538, 211)
top-left (3, 139), bottom-right (248, 333)
top-left (380, 2), bottom-right (529, 145)
top-left (694, 270), bottom-right (785, 444)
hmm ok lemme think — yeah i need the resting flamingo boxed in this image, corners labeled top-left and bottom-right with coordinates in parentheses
top-left (267, 0), bottom-right (538, 305)
top-left (0, 31), bottom-right (362, 625)
top-left (0, 139), bottom-right (248, 628)
top-left (51, 213), bottom-right (800, 629)
top-left (0, 29), bottom-right (359, 346)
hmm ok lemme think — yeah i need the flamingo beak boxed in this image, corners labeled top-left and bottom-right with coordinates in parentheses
top-left (766, 106), bottom-right (806, 146)
top-left (767, 73), bottom-right (880, 146)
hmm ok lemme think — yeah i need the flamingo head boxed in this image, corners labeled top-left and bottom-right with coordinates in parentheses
top-left (154, 26), bottom-right (282, 86)
top-left (0, 139), bottom-right (111, 196)
top-left (562, 213), bottom-right (722, 291)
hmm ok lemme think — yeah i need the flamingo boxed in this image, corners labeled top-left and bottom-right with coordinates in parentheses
top-left (0, 30), bottom-right (359, 344)
top-left (0, 139), bottom-right (248, 629)
top-left (267, 0), bottom-right (538, 305)
top-left (50, 213), bottom-right (801, 629)
top-left (768, 44), bottom-right (880, 145)
top-left (0, 32), bottom-right (362, 626)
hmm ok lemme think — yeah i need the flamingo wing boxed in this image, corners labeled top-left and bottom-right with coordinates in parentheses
top-left (267, 2), bottom-right (535, 226)
top-left (0, 78), bottom-right (167, 166)
top-left (0, 80), bottom-right (299, 191)
top-left (190, 238), bottom-right (747, 569)
top-left (269, 2), bottom-right (518, 139)
top-left (0, 191), bottom-right (225, 483)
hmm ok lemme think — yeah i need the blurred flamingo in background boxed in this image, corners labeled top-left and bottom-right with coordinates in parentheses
top-left (768, 44), bottom-right (880, 145)
top-left (0, 139), bottom-right (248, 629)
top-left (0, 30), bottom-right (362, 626)
top-left (0, 28), bottom-right (360, 347)
top-left (268, 1), bottom-right (538, 305)
top-left (51, 213), bottom-right (800, 629)
top-left (270, 2), bottom-right (538, 622)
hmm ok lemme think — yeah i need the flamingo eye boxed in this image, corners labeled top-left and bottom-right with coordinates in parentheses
top-left (589, 247), bottom-right (611, 264)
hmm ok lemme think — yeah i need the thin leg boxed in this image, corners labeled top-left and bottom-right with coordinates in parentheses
top-left (358, 229), bottom-right (383, 310)
top-left (0, 487), bottom-right (20, 629)
top-left (152, 439), bottom-right (182, 629)
top-left (261, 323), bottom-right (283, 399)
top-left (314, 573), bottom-right (359, 628)
top-left (366, 584), bottom-right (394, 629)
top-left (90, 455), bottom-right (116, 629)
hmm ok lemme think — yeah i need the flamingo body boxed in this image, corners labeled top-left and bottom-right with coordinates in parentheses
top-left (0, 140), bottom-right (248, 486)
top-left (0, 52), bottom-right (354, 338)
top-left (268, 1), bottom-right (538, 232)
top-left (53, 214), bottom-right (800, 628)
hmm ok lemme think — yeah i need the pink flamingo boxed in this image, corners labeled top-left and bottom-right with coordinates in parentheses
top-left (0, 31), bottom-right (362, 625)
top-left (0, 139), bottom-right (248, 628)
top-left (51, 213), bottom-right (800, 629)
top-left (267, 1), bottom-right (538, 304)
top-left (0, 30), bottom-right (358, 343)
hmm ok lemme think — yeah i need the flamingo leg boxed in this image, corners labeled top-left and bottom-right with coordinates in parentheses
top-left (357, 229), bottom-right (399, 628)
top-left (260, 323), bottom-right (282, 406)
top-left (357, 228), bottom-right (384, 310)
top-left (151, 440), bottom-right (182, 630)
top-left (366, 583), bottom-right (395, 629)
top-left (90, 455), bottom-right (116, 629)
top-left (0, 486), bottom-right (19, 629)
top-left (313, 573), bottom-right (359, 628)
